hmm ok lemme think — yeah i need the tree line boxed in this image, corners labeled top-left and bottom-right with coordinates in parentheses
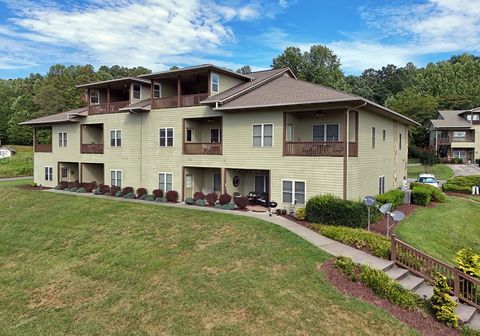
top-left (2, 47), bottom-right (480, 148)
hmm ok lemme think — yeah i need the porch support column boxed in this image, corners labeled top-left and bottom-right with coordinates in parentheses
top-left (32, 126), bottom-right (36, 147)
top-left (343, 109), bottom-right (350, 200)
top-left (177, 76), bottom-right (181, 108)
top-left (182, 166), bottom-right (185, 202)
top-left (221, 167), bottom-right (226, 194)
top-left (435, 127), bottom-right (438, 153)
top-left (106, 86), bottom-right (110, 113)
top-left (87, 88), bottom-right (91, 115)
top-left (150, 79), bottom-right (154, 108)
top-left (282, 112), bottom-right (286, 156)
top-left (79, 163), bottom-right (82, 183)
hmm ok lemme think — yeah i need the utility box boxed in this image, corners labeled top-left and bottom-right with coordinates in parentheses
top-left (403, 190), bottom-right (412, 204)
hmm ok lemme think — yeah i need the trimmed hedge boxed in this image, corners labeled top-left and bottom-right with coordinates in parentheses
top-left (306, 194), bottom-right (369, 228)
top-left (219, 193), bottom-right (232, 205)
top-left (310, 224), bottom-right (391, 259)
top-left (205, 192), bottom-right (218, 205)
top-left (233, 196), bottom-right (249, 209)
top-left (295, 207), bottom-right (306, 220)
top-left (193, 191), bottom-right (205, 202)
top-left (412, 185), bottom-right (432, 206)
top-left (166, 190), bottom-right (179, 203)
top-left (443, 175), bottom-right (480, 194)
top-left (410, 182), bottom-right (446, 203)
top-left (376, 189), bottom-right (404, 210)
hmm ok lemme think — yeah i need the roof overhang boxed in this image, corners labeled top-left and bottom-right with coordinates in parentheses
top-left (76, 77), bottom-right (150, 90)
top-left (139, 64), bottom-right (251, 81)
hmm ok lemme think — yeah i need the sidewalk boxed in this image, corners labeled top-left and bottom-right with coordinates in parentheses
top-left (0, 176), bottom-right (33, 182)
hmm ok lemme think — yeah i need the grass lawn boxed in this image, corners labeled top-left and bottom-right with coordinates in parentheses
top-left (396, 197), bottom-right (480, 265)
top-left (0, 145), bottom-right (33, 178)
top-left (0, 181), bottom-right (418, 336)
top-left (407, 164), bottom-right (454, 180)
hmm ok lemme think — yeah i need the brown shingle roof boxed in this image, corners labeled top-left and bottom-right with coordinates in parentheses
top-left (20, 107), bottom-right (88, 125)
top-left (430, 110), bottom-right (472, 128)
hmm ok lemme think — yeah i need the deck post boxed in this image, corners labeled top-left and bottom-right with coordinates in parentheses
top-left (453, 267), bottom-right (461, 298)
top-left (177, 76), bottom-right (181, 108)
top-left (390, 234), bottom-right (397, 262)
top-left (106, 86), bottom-right (110, 113)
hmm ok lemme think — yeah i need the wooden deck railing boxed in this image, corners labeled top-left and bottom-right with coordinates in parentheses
top-left (436, 135), bottom-right (475, 145)
top-left (81, 143), bottom-right (104, 154)
top-left (284, 141), bottom-right (358, 157)
top-left (152, 93), bottom-right (208, 109)
top-left (184, 143), bottom-right (222, 155)
top-left (391, 235), bottom-right (480, 309)
top-left (89, 100), bottom-right (129, 115)
top-left (34, 143), bottom-right (52, 152)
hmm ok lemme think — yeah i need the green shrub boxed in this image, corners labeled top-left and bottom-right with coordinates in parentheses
top-left (76, 187), bottom-right (86, 193)
top-left (70, 187), bottom-right (78, 192)
top-left (443, 184), bottom-right (472, 193)
top-left (443, 175), bottom-right (480, 194)
top-left (295, 207), bottom-right (306, 220)
top-left (410, 182), bottom-right (446, 203)
top-left (185, 197), bottom-right (195, 205)
top-left (196, 199), bottom-right (207, 207)
top-left (455, 248), bottom-right (480, 278)
top-left (145, 195), bottom-right (156, 202)
top-left (412, 185), bottom-right (432, 206)
top-left (310, 224), bottom-right (391, 259)
top-left (376, 189), bottom-right (404, 210)
top-left (431, 273), bottom-right (458, 328)
top-left (124, 192), bottom-right (135, 199)
top-left (451, 158), bottom-right (463, 164)
top-left (154, 197), bottom-right (162, 202)
top-left (138, 194), bottom-right (148, 201)
top-left (214, 204), bottom-right (222, 209)
top-left (115, 191), bottom-right (122, 197)
top-left (461, 326), bottom-right (480, 336)
top-left (306, 194), bottom-right (368, 228)
top-left (360, 266), bottom-right (420, 309)
top-left (333, 256), bottom-right (357, 281)
top-left (226, 203), bottom-right (235, 210)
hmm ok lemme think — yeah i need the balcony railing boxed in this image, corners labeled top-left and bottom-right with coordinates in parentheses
top-left (184, 143), bottom-right (222, 155)
top-left (285, 141), bottom-right (358, 157)
top-left (81, 143), bottom-right (104, 154)
top-left (437, 135), bottom-right (475, 145)
top-left (89, 100), bottom-right (129, 115)
top-left (34, 143), bottom-right (52, 153)
top-left (152, 93), bottom-right (209, 109)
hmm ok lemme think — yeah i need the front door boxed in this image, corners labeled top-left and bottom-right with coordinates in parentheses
top-left (254, 175), bottom-right (267, 194)
top-left (185, 174), bottom-right (193, 198)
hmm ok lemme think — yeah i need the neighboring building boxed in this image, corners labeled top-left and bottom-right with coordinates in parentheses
top-left (429, 108), bottom-right (480, 163)
top-left (22, 64), bottom-right (417, 207)
top-left (0, 146), bottom-right (15, 159)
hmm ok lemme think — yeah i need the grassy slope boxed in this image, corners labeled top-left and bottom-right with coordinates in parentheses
top-left (396, 197), bottom-right (480, 265)
top-left (0, 181), bottom-right (417, 336)
top-left (407, 164), bottom-right (454, 180)
top-left (0, 145), bottom-right (33, 178)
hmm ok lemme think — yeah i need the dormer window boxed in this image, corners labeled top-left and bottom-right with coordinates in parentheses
top-left (90, 90), bottom-right (100, 105)
top-left (153, 83), bottom-right (161, 98)
top-left (133, 83), bottom-right (141, 99)
top-left (466, 113), bottom-right (480, 121)
top-left (211, 73), bottom-right (220, 93)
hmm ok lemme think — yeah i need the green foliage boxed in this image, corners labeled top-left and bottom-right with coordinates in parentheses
top-left (123, 192), bottom-right (135, 199)
top-left (195, 199), bottom-right (207, 207)
top-left (310, 224), bottom-right (391, 259)
top-left (418, 147), bottom-right (440, 171)
top-left (114, 191), bottom-right (122, 197)
top-left (236, 65), bottom-right (252, 74)
top-left (0, 150), bottom-right (33, 178)
top-left (76, 187), bottom-right (86, 193)
top-left (306, 194), bottom-right (368, 228)
top-left (455, 248), bottom-right (480, 278)
top-left (295, 207), bottom-right (306, 220)
top-left (185, 197), bottom-right (195, 205)
top-left (461, 326), bottom-right (480, 336)
top-left (333, 256), bottom-right (357, 281)
top-left (360, 266), bottom-right (421, 308)
top-left (443, 176), bottom-right (480, 194)
top-left (144, 195), bottom-right (156, 202)
top-left (410, 182), bottom-right (446, 203)
top-left (431, 273), bottom-right (458, 328)
top-left (69, 187), bottom-right (78, 192)
top-left (411, 186), bottom-right (432, 206)
top-left (375, 189), bottom-right (404, 210)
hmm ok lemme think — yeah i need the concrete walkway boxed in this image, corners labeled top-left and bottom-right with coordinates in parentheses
top-left (447, 164), bottom-right (480, 177)
top-left (0, 176), bottom-right (32, 182)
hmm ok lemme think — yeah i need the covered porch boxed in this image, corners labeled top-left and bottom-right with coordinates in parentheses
top-left (183, 117), bottom-right (222, 155)
top-left (81, 123), bottom-right (104, 154)
top-left (225, 168), bottom-right (270, 200)
top-left (80, 163), bottom-right (104, 185)
top-left (33, 126), bottom-right (53, 153)
top-left (58, 162), bottom-right (79, 183)
top-left (183, 167), bottom-right (223, 199)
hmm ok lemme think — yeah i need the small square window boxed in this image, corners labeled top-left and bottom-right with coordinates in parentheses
top-left (383, 130), bottom-right (386, 141)
top-left (133, 83), bottom-right (141, 99)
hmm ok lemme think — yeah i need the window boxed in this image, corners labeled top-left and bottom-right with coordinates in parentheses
top-left (110, 130), bottom-right (122, 147)
top-left (90, 90), bottom-right (100, 105)
top-left (133, 83), bottom-right (141, 99)
top-left (159, 128), bottom-right (174, 147)
top-left (61, 167), bottom-right (68, 179)
top-left (253, 124), bottom-right (273, 147)
top-left (44, 166), bottom-right (53, 181)
top-left (286, 123), bottom-right (293, 142)
top-left (313, 124), bottom-right (339, 142)
top-left (254, 176), bottom-right (267, 194)
top-left (474, 114), bottom-right (480, 120)
top-left (213, 173), bottom-right (221, 192)
top-left (378, 176), bottom-right (385, 194)
top-left (399, 133), bottom-right (402, 150)
top-left (153, 83), bottom-right (161, 98)
top-left (58, 132), bottom-right (67, 147)
top-left (186, 128), bottom-right (193, 142)
top-left (111, 170), bottom-right (122, 188)
top-left (159, 173), bottom-right (173, 191)
top-left (383, 130), bottom-right (386, 141)
top-left (453, 131), bottom-right (466, 138)
top-left (210, 128), bottom-right (221, 143)
top-left (185, 174), bottom-right (192, 189)
top-left (372, 127), bottom-right (376, 148)
top-left (453, 150), bottom-right (467, 159)
top-left (211, 73), bottom-right (220, 93)
top-left (282, 180), bottom-right (306, 205)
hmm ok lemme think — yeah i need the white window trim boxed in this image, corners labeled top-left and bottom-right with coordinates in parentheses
top-left (185, 174), bottom-right (193, 189)
top-left (61, 167), bottom-right (68, 179)
top-left (281, 179), bottom-right (307, 205)
top-left (58, 132), bottom-right (67, 147)
top-left (110, 169), bottom-right (122, 188)
top-left (132, 83), bottom-right (142, 100)
top-left (158, 172), bottom-right (174, 191)
top-left (252, 123), bottom-right (274, 147)
top-left (90, 89), bottom-right (100, 105)
top-left (159, 127), bottom-right (174, 147)
top-left (453, 150), bottom-right (467, 159)
top-left (153, 82), bottom-right (161, 98)
top-left (45, 166), bottom-right (53, 181)
top-left (378, 175), bottom-right (385, 195)
top-left (312, 123), bottom-right (341, 142)
top-left (110, 129), bottom-right (122, 147)
top-left (211, 72), bottom-right (220, 94)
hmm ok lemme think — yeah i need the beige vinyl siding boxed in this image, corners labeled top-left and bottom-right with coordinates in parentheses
top-left (130, 83), bottom-right (151, 103)
top-left (218, 73), bottom-right (246, 93)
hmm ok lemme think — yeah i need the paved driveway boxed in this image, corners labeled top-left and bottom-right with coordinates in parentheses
top-left (447, 164), bottom-right (480, 177)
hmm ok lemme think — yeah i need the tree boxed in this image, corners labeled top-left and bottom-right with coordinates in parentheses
top-left (272, 46), bottom-right (305, 78)
top-left (418, 147), bottom-right (439, 173)
top-left (236, 65), bottom-right (252, 74)
top-left (169, 66), bottom-right (179, 70)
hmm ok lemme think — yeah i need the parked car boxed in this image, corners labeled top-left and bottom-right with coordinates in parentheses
top-left (417, 173), bottom-right (439, 188)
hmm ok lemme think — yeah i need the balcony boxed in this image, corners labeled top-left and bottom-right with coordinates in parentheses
top-left (184, 143), bottom-right (222, 155)
top-left (89, 100), bottom-right (129, 115)
top-left (152, 93), bottom-right (209, 109)
top-left (34, 143), bottom-right (52, 153)
top-left (183, 116), bottom-right (222, 155)
top-left (81, 124), bottom-right (104, 154)
top-left (81, 143), bottom-right (104, 154)
top-left (436, 134), bottom-right (475, 145)
top-left (285, 141), bottom-right (358, 157)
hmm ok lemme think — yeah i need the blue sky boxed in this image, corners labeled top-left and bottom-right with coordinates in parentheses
top-left (0, 0), bottom-right (479, 78)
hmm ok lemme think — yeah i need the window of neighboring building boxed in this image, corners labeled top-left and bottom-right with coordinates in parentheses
top-left (313, 124), bottom-right (339, 142)
top-left (186, 128), bottom-right (193, 142)
top-left (383, 129), bottom-right (386, 141)
top-left (110, 129), bottom-right (122, 147)
top-left (153, 83), bottom-right (161, 98)
top-left (44, 166), bottom-right (53, 181)
top-left (159, 172), bottom-right (173, 191)
top-left (159, 128), bottom-right (174, 147)
top-left (61, 167), bottom-right (68, 179)
top-left (399, 133), bottom-right (402, 150)
top-left (253, 124), bottom-right (273, 147)
top-left (282, 180), bottom-right (306, 205)
top-left (133, 83), bottom-right (141, 99)
top-left (286, 123), bottom-right (293, 142)
top-left (474, 114), bottom-right (480, 120)
top-left (111, 170), bottom-right (122, 188)
top-left (453, 150), bottom-right (467, 159)
top-left (90, 90), bottom-right (100, 105)
top-left (58, 132), bottom-right (67, 147)
top-left (210, 128), bottom-right (221, 143)
top-left (372, 127), bottom-right (376, 148)
top-left (211, 73), bottom-right (220, 93)
top-left (453, 131), bottom-right (467, 138)
top-left (378, 176), bottom-right (385, 194)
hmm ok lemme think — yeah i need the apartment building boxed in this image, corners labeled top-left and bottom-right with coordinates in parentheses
top-left (429, 108), bottom-right (480, 163)
top-left (22, 64), bottom-right (417, 208)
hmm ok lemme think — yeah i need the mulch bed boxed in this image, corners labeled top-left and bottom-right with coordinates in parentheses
top-left (16, 184), bottom-right (51, 190)
top-left (320, 260), bottom-right (459, 336)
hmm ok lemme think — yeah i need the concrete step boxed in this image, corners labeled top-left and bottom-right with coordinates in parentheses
top-left (413, 283), bottom-right (434, 300)
top-left (385, 266), bottom-right (410, 281)
top-left (456, 303), bottom-right (478, 324)
top-left (398, 273), bottom-right (425, 291)
top-left (465, 312), bottom-right (480, 330)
